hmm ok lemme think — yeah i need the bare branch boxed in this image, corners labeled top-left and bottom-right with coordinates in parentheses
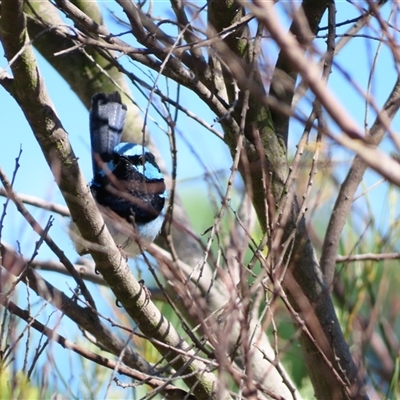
top-left (336, 252), bottom-right (400, 263)
top-left (0, 188), bottom-right (70, 217)
top-left (320, 75), bottom-right (400, 289)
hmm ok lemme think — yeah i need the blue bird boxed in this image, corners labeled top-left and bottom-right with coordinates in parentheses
top-left (71, 92), bottom-right (167, 257)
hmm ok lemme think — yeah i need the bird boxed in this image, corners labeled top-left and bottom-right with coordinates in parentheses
top-left (71, 92), bottom-right (167, 257)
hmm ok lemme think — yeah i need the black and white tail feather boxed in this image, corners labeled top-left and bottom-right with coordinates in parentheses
top-left (89, 92), bottom-right (127, 176)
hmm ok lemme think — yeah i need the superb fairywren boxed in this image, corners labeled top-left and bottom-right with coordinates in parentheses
top-left (71, 92), bottom-right (167, 257)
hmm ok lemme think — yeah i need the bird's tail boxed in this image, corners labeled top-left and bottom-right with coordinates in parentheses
top-left (89, 92), bottom-right (127, 176)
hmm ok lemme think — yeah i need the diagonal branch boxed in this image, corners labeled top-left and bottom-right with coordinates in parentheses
top-left (250, 0), bottom-right (363, 140)
top-left (320, 75), bottom-right (400, 289)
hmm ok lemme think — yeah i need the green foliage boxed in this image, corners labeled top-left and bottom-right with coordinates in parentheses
top-left (0, 371), bottom-right (41, 400)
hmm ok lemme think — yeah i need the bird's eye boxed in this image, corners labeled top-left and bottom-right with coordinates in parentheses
top-left (137, 155), bottom-right (145, 165)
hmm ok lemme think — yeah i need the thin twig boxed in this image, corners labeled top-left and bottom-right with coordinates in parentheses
top-left (336, 252), bottom-right (400, 263)
top-left (0, 188), bottom-right (70, 216)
